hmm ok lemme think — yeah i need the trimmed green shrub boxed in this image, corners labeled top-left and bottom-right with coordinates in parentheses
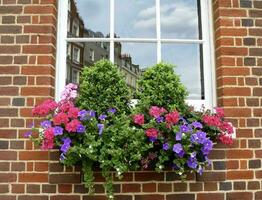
top-left (136, 62), bottom-right (188, 111)
top-left (77, 60), bottom-right (131, 114)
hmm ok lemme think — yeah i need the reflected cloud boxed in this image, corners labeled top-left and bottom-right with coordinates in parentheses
top-left (134, 0), bottom-right (199, 38)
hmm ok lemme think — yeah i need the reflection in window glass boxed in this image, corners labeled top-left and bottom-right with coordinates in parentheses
top-left (162, 44), bottom-right (204, 100)
top-left (69, 0), bottom-right (109, 38)
top-left (160, 0), bottom-right (201, 39)
top-left (114, 43), bottom-right (156, 89)
top-left (115, 0), bottom-right (156, 38)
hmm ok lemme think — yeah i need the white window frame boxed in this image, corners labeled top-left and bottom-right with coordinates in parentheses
top-left (56, 0), bottom-right (216, 109)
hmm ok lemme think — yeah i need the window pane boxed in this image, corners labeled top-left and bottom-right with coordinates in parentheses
top-left (161, 44), bottom-right (204, 100)
top-left (115, 43), bottom-right (156, 89)
top-left (66, 42), bottom-right (110, 83)
top-left (115, 0), bottom-right (156, 38)
top-left (160, 0), bottom-right (202, 39)
top-left (68, 0), bottom-right (109, 38)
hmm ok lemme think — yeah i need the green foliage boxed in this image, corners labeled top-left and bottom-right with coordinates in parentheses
top-left (63, 113), bottom-right (152, 197)
top-left (136, 62), bottom-right (188, 112)
top-left (77, 59), bottom-right (131, 114)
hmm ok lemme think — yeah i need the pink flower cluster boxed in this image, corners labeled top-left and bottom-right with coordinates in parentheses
top-left (32, 99), bottom-right (58, 117)
top-left (202, 107), bottom-right (234, 145)
top-left (41, 127), bottom-right (55, 150)
top-left (133, 106), bottom-right (180, 141)
top-left (149, 106), bottom-right (167, 118)
top-left (145, 128), bottom-right (158, 138)
top-left (32, 84), bottom-right (84, 150)
top-left (133, 114), bottom-right (144, 125)
top-left (165, 111), bottom-right (179, 125)
top-left (60, 83), bottom-right (78, 102)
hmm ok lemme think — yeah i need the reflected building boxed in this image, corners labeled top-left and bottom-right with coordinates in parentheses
top-left (67, 0), bottom-right (141, 89)
top-left (67, 0), bottom-right (84, 83)
top-left (83, 29), bottom-right (109, 66)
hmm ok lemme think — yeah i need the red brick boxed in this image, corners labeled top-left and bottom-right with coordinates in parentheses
top-left (24, 25), bottom-right (55, 34)
top-left (135, 195), bottom-right (164, 200)
top-left (0, 87), bottom-right (18, 96)
top-left (22, 45), bottom-right (55, 54)
top-left (122, 184), bottom-right (141, 193)
top-left (24, 5), bottom-right (56, 14)
top-left (19, 151), bottom-right (48, 160)
top-left (11, 184), bottom-right (24, 193)
top-left (218, 9), bottom-right (247, 17)
top-left (227, 171), bottom-right (254, 180)
top-left (50, 196), bottom-right (80, 200)
top-left (0, 151), bottom-right (17, 160)
top-left (19, 173), bottom-right (48, 182)
top-left (142, 183), bottom-right (156, 193)
top-left (197, 193), bottom-right (224, 200)
top-left (21, 66), bottom-right (54, 75)
top-left (0, 66), bottom-right (19, 74)
top-left (58, 184), bottom-right (72, 193)
top-left (224, 108), bottom-right (251, 117)
top-left (21, 87), bottom-right (53, 96)
top-left (134, 172), bottom-right (164, 181)
top-left (226, 192), bottom-right (252, 200)
top-left (0, 173), bottom-right (17, 182)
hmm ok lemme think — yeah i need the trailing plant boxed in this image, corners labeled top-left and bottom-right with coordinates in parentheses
top-left (136, 62), bottom-right (188, 112)
top-left (77, 59), bottom-right (131, 114)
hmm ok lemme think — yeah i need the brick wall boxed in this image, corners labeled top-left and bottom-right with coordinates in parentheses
top-left (0, 0), bottom-right (261, 200)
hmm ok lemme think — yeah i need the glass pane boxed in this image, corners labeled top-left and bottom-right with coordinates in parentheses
top-left (115, 0), bottom-right (156, 38)
top-left (161, 44), bottom-right (204, 100)
top-left (68, 0), bottom-right (109, 38)
top-left (114, 42), bottom-right (157, 89)
top-left (160, 0), bottom-right (202, 39)
top-left (66, 42), bottom-right (110, 84)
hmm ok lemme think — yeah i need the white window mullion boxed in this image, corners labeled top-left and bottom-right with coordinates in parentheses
top-left (110, 0), bottom-right (115, 63)
top-left (156, 0), bottom-right (161, 63)
top-left (55, 0), bottom-right (68, 100)
top-left (200, 0), bottom-right (216, 109)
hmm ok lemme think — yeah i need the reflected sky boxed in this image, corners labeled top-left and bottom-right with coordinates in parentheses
top-left (162, 44), bottom-right (203, 99)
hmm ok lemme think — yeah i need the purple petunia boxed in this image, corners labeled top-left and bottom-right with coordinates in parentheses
top-left (60, 137), bottom-right (71, 154)
top-left (98, 114), bottom-right (107, 121)
top-left (54, 126), bottom-right (63, 136)
top-left (78, 110), bottom-right (89, 121)
top-left (191, 121), bottom-right (203, 129)
top-left (76, 124), bottom-right (86, 133)
top-left (173, 143), bottom-right (185, 158)
top-left (41, 120), bottom-right (52, 129)
top-left (201, 139), bottom-right (213, 155)
top-left (107, 108), bottom-right (117, 114)
top-left (156, 116), bottom-right (164, 123)
top-left (187, 157), bottom-right (198, 169)
top-left (78, 110), bottom-right (96, 121)
top-left (180, 125), bottom-right (189, 133)
top-left (191, 131), bottom-right (207, 144)
top-left (162, 143), bottom-right (169, 151)
top-left (176, 132), bottom-right (182, 141)
top-left (97, 123), bottom-right (104, 135)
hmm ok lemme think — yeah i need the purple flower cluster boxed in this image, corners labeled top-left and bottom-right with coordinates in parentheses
top-left (172, 143), bottom-right (185, 158)
top-left (78, 110), bottom-right (96, 121)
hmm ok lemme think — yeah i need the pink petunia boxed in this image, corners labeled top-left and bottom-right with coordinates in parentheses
top-left (165, 111), bottom-right (179, 125)
top-left (149, 106), bottom-right (167, 118)
top-left (65, 119), bottom-right (81, 133)
top-left (68, 107), bottom-right (80, 119)
top-left (32, 99), bottom-right (58, 117)
top-left (133, 114), bottom-right (145, 125)
top-left (53, 113), bottom-right (69, 125)
top-left (145, 128), bottom-right (158, 139)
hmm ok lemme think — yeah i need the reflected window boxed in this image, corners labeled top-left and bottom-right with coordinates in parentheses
top-left (73, 47), bottom-right (80, 63)
top-left (58, 0), bottom-right (214, 107)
